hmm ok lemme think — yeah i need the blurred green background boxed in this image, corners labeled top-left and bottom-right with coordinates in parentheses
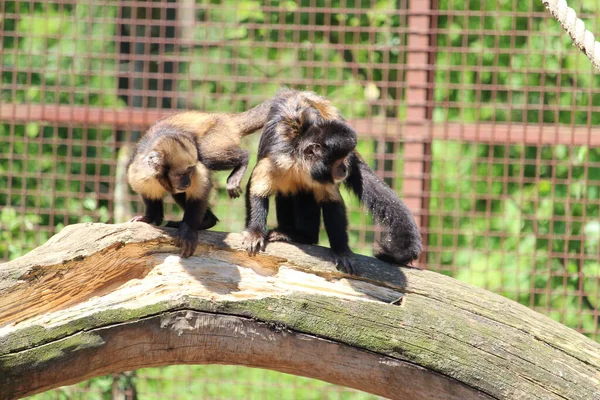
top-left (2, 0), bottom-right (600, 398)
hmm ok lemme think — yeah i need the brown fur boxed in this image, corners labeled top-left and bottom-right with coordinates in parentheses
top-left (243, 89), bottom-right (354, 266)
top-left (250, 89), bottom-right (344, 204)
top-left (128, 96), bottom-right (277, 202)
top-left (127, 97), bottom-right (278, 258)
top-left (245, 89), bottom-right (421, 270)
top-left (150, 111), bottom-right (241, 160)
top-left (127, 134), bottom-right (205, 200)
top-left (250, 156), bottom-right (341, 203)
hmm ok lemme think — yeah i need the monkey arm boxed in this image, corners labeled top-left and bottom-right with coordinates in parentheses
top-left (131, 197), bottom-right (164, 226)
top-left (224, 151), bottom-right (250, 199)
top-left (321, 201), bottom-right (355, 274)
top-left (243, 169), bottom-right (271, 255)
top-left (244, 194), bottom-right (269, 255)
top-left (199, 148), bottom-right (250, 199)
top-left (170, 194), bottom-right (208, 258)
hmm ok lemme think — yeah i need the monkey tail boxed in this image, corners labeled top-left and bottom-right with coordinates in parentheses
top-left (232, 98), bottom-right (277, 136)
top-left (344, 151), bottom-right (422, 265)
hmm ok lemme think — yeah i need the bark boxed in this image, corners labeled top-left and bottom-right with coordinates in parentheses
top-left (1, 223), bottom-right (599, 400)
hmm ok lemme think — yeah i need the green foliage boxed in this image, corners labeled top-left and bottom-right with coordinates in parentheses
top-left (1, 3), bottom-right (124, 107)
top-left (30, 366), bottom-right (377, 399)
top-left (435, 0), bottom-right (600, 125)
top-left (428, 140), bottom-right (600, 334)
top-left (0, 207), bottom-right (44, 260)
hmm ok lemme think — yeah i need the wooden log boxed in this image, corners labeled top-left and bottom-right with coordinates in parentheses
top-left (0, 223), bottom-right (599, 400)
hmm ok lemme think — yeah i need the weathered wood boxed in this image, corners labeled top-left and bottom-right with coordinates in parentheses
top-left (1, 223), bottom-right (599, 400)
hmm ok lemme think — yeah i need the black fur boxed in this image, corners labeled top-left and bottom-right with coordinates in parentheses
top-left (344, 152), bottom-right (422, 265)
top-left (174, 196), bottom-right (208, 258)
top-left (171, 193), bottom-right (219, 230)
top-left (321, 201), bottom-right (350, 253)
top-left (244, 89), bottom-right (421, 272)
top-left (143, 198), bottom-right (164, 226)
top-left (129, 97), bottom-right (279, 259)
top-left (245, 91), bottom-right (358, 272)
top-left (272, 192), bottom-right (321, 244)
top-left (245, 189), bottom-right (269, 233)
top-left (244, 174), bottom-right (270, 255)
top-left (321, 200), bottom-right (354, 273)
top-left (128, 128), bottom-right (215, 258)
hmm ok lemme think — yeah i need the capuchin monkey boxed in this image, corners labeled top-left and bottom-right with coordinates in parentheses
top-left (243, 89), bottom-right (422, 274)
top-left (127, 98), bottom-right (274, 258)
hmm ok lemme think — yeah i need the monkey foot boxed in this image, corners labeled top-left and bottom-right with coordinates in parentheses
top-left (129, 215), bottom-right (150, 223)
top-left (242, 229), bottom-right (266, 256)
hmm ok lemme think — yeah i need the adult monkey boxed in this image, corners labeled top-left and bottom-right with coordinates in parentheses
top-left (243, 89), bottom-right (422, 274)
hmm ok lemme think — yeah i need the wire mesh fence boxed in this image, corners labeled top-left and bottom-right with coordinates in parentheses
top-left (2, 0), bottom-right (600, 398)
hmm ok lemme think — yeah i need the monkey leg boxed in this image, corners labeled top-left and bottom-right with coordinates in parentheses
top-left (130, 197), bottom-right (164, 226)
top-left (269, 192), bottom-right (321, 245)
top-left (322, 201), bottom-right (355, 275)
top-left (200, 148), bottom-right (249, 199)
top-left (243, 171), bottom-right (269, 255)
top-left (170, 193), bottom-right (219, 230)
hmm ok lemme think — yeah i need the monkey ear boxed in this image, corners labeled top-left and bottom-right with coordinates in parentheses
top-left (303, 143), bottom-right (322, 159)
top-left (145, 151), bottom-right (164, 172)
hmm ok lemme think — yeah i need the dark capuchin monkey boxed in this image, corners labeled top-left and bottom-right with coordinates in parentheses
top-left (243, 89), bottom-right (422, 274)
top-left (127, 98), bottom-right (274, 258)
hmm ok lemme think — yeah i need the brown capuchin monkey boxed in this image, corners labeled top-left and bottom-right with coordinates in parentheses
top-left (127, 98), bottom-right (275, 257)
top-left (243, 89), bottom-right (422, 274)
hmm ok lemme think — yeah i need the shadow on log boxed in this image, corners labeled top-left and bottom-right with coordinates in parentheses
top-left (1, 223), bottom-right (600, 400)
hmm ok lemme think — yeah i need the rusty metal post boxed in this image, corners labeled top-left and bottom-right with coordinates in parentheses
top-left (404, 0), bottom-right (437, 267)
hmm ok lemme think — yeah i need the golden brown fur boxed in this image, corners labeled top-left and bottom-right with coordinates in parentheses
top-left (250, 156), bottom-right (341, 203)
top-left (245, 88), bottom-right (422, 274)
top-left (249, 89), bottom-right (344, 203)
top-left (128, 96), bottom-right (276, 201)
top-left (243, 89), bottom-right (354, 266)
top-left (127, 97), bottom-right (276, 258)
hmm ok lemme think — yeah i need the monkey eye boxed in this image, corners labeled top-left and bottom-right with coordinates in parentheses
top-left (186, 166), bottom-right (195, 174)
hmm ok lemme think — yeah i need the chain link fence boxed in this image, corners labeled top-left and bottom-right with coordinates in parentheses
top-left (2, 0), bottom-right (600, 398)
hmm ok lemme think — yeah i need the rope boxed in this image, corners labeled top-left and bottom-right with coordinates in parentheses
top-left (542, 0), bottom-right (600, 72)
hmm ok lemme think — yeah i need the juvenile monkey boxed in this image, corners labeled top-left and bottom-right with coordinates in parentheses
top-left (127, 98), bottom-right (274, 257)
top-left (243, 89), bottom-right (422, 274)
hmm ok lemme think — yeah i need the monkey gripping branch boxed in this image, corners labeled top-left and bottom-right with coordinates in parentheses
top-left (0, 223), bottom-right (599, 399)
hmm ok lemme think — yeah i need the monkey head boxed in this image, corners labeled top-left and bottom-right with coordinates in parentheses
top-left (299, 120), bottom-right (357, 184)
top-left (144, 149), bottom-right (198, 194)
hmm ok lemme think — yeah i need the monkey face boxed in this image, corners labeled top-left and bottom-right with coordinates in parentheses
top-left (331, 157), bottom-right (349, 183)
top-left (307, 153), bottom-right (350, 184)
top-left (168, 165), bottom-right (196, 193)
top-left (143, 144), bottom-right (198, 194)
top-left (301, 121), bottom-right (356, 184)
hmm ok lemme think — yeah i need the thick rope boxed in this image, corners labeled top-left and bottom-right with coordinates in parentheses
top-left (542, 0), bottom-right (600, 72)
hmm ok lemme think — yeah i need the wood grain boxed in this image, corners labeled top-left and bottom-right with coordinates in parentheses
top-left (1, 223), bottom-right (599, 400)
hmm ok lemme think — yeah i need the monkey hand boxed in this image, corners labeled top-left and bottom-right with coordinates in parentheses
top-left (242, 229), bottom-right (266, 256)
top-left (129, 214), bottom-right (163, 226)
top-left (333, 251), bottom-right (356, 275)
top-left (129, 215), bottom-right (149, 223)
top-left (267, 229), bottom-right (293, 243)
top-left (226, 182), bottom-right (242, 198)
top-left (174, 223), bottom-right (198, 258)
